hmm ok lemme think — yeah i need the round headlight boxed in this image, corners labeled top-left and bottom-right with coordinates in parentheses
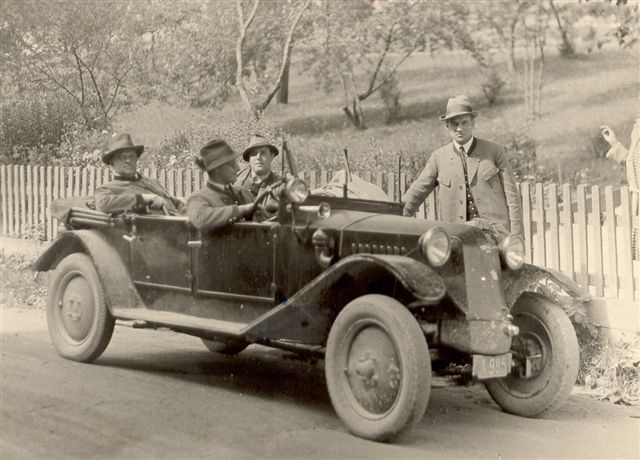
top-left (317, 202), bottom-right (331, 219)
top-left (285, 178), bottom-right (309, 204)
top-left (419, 227), bottom-right (451, 267)
top-left (501, 234), bottom-right (525, 270)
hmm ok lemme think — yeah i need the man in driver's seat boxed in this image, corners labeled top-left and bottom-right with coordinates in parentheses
top-left (95, 133), bottom-right (185, 215)
top-left (186, 139), bottom-right (257, 232)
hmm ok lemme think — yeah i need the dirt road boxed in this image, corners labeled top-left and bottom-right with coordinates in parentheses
top-left (1, 309), bottom-right (638, 459)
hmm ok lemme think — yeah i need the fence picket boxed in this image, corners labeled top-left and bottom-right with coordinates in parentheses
top-left (547, 184), bottom-right (560, 270)
top-left (576, 185), bottom-right (588, 290)
top-left (521, 183), bottom-right (533, 263)
top-left (591, 185), bottom-right (604, 296)
top-left (12, 165), bottom-right (20, 236)
top-left (46, 167), bottom-right (53, 239)
top-left (1, 165), bottom-right (8, 236)
top-left (561, 184), bottom-right (574, 279)
top-left (604, 186), bottom-right (618, 297)
top-left (66, 167), bottom-right (74, 198)
top-left (39, 166), bottom-right (46, 239)
top-left (52, 167), bottom-right (60, 238)
top-left (26, 166), bottom-right (33, 232)
top-left (618, 187), bottom-right (634, 300)
top-left (386, 172), bottom-right (395, 200)
top-left (535, 183), bottom-right (545, 267)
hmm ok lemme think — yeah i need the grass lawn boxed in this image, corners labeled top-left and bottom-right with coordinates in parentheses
top-left (115, 46), bottom-right (639, 185)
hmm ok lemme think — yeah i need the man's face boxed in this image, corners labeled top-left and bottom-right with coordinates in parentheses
top-left (248, 146), bottom-right (275, 177)
top-left (111, 150), bottom-right (138, 178)
top-left (215, 159), bottom-right (239, 184)
top-left (446, 115), bottom-right (475, 145)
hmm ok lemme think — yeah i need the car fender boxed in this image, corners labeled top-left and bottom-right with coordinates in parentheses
top-left (502, 263), bottom-right (590, 310)
top-left (32, 230), bottom-right (144, 313)
top-left (245, 254), bottom-right (446, 344)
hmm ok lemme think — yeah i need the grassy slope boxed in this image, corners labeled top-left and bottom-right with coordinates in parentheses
top-left (116, 47), bottom-right (639, 184)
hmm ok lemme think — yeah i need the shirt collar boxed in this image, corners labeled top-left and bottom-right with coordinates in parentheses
top-left (453, 137), bottom-right (475, 154)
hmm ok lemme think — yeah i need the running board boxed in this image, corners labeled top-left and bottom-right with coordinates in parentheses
top-left (113, 308), bottom-right (247, 336)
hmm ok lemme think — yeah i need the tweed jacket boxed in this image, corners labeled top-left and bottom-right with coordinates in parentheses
top-left (94, 174), bottom-right (185, 215)
top-left (235, 167), bottom-right (283, 201)
top-left (402, 137), bottom-right (523, 236)
top-left (186, 180), bottom-right (254, 232)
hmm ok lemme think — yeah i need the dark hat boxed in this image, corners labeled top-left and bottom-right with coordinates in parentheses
top-left (102, 133), bottom-right (144, 164)
top-left (195, 139), bottom-right (239, 172)
top-left (439, 95), bottom-right (478, 121)
top-left (241, 134), bottom-right (279, 161)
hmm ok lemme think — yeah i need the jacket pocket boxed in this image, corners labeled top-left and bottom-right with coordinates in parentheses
top-left (438, 175), bottom-right (451, 187)
top-left (480, 162), bottom-right (499, 181)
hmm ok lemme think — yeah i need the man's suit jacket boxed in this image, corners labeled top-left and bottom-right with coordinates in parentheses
top-left (186, 181), bottom-right (254, 232)
top-left (402, 137), bottom-right (523, 236)
top-left (94, 174), bottom-right (185, 215)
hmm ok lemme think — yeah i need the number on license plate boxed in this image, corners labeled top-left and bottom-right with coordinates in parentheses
top-left (472, 353), bottom-right (512, 379)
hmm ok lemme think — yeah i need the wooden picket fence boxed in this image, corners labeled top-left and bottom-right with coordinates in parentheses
top-left (1, 163), bottom-right (638, 301)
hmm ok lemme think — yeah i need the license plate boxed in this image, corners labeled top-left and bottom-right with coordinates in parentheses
top-left (472, 353), bottom-right (512, 379)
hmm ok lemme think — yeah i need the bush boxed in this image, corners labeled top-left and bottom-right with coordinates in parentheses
top-left (379, 75), bottom-right (402, 124)
top-left (480, 69), bottom-right (506, 106)
top-left (0, 93), bottom-right (80, 164)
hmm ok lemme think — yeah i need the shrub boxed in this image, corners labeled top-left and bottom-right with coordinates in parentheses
top-left (379, 75), bottom-right (402, 124)
top-left (480, 69), bottom-right (506, 106)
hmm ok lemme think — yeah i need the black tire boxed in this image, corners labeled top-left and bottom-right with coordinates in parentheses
top-left (485, 294), bottom-right (579, 417)
top-left (325, 294), bottom-right (431, 442)
top-left (47, 253), bottom-right (114, 363)
top-left (201, 338), bottom-right (247, 355)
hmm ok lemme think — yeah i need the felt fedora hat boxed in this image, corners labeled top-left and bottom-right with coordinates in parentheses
top-left (195, 139), bottom-right (239, 172)
top-left (439, 95), bottom-right (478, 121)
top-left (241, 134), bottom-right (279, 161)
top-left (102, 133), bottom-right (144, 164)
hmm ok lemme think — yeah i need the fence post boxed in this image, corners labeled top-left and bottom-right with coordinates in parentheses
top-left (561, 184), bottom-right (574, 280)
top-left (386, 172), bottom-right (395, 201)
top-left (521, 182), bottom-right (533, 263)
top-left (26, 165), bottom-right (34, 232)
top-left (39, 166), bottom-right (46, 240)
top-left (46, 166), bottom-right (53, 240)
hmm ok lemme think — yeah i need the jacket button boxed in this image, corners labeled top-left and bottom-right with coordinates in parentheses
top-left (459, 200), bottom-right (463, 204)
top-left (459, 185), bottom-right (463, 190)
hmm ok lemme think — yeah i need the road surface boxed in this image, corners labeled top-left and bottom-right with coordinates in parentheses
top-left (1, 309), bottom-right (638, 459)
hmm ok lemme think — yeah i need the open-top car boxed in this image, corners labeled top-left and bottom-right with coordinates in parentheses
top-left (33, 176), bottom-right (586, 442)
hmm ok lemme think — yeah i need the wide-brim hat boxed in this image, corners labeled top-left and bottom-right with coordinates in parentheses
top-left (196, 139), bottom-right (239, 172)
top-left (439, 95), bottom-right (478, 121)
top-left (241, 134), bottom-right (279, 161)
top-left (102, 133), bottom-right (144, 164)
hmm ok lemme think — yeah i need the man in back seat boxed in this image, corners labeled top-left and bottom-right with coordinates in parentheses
top-left (94, 133), bottom-right (185, 215)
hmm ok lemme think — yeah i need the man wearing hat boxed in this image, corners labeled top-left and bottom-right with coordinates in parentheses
top-left (186, 139), bottom-right (257, 232)
top-left (402, 95), bottom-right (523, 237)
top-left (235, 134), bottom-right (283, 206)
top-left (94, 133), bottom-right (185, 215)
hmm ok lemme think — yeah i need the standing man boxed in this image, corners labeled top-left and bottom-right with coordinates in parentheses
top-left (95, 133), bottom-right (185, 215)
top-left (601, 119), bottom-right (640, 260)
top-left (235, 134), bottom-right (283, 205)
top-left (402, 95), bottom-right (523, 238)
top-left (186, 139), bottom-right (256, 232)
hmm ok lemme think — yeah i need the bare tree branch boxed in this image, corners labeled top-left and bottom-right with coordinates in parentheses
top-left (235, 0), bottom-right (261, 118)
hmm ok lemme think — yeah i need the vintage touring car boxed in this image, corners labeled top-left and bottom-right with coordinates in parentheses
top-left (33, 177), bottom-right (585, 442)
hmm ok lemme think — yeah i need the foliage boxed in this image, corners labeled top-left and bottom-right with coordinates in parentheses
top-left (480, 70), bottom-right (506, 106)
top-left (379, 75), bottom-right (402, 124)
top-left (0, 253), bottom-right (49, 310)
top-left (0, 0), bottom-right (156, 130)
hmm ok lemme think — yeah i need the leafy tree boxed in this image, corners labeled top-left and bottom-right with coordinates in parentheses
top-left (0, 0), bottom-right (156, 129)
top-left (301, 0), bottom-right (427, 129)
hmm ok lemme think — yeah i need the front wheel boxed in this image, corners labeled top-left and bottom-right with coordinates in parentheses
top-left (485, 294), bottom-right (579, 417)
top-left (325, 294), bottom-right (431, 442)
top-left (47, 253), bottom-right (115, 363)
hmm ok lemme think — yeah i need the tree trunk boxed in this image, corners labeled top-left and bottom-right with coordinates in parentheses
top-left (277, 59), bottom-right (290, 104)
top-left (549, 0), bottom-right (576, 57)
top-left (341, 72), bottom-right (365, 130)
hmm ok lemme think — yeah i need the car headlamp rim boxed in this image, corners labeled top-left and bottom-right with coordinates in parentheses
top-left (501, 234), bottom-right (525, 270)
top-left (285, 178), bottom-right (309, 204)
top-left (419, 227), bottom-right (451, 267)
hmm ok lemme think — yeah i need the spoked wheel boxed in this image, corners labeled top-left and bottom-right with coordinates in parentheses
top-left (47, 253), bottom-right (114, 363)
top-left (201, 338), bottom-right (247, 355)
top-left (485, 294), bottom-right (579, 417)
top-left (325, 295), bottom-right (431, 442)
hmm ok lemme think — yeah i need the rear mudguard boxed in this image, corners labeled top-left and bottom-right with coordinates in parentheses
top-left (502, 263), bottom-right (590, 309)
top-left (32, 230), bottom-right (144, 313)
top-left (245, 254), bottom-right (446, 344)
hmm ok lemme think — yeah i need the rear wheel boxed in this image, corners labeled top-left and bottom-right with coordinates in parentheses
top-left (325, 294), bottom-right (431, 442)
top-left (47, 253), bottom-right (114, 363)
top-left (485, 294), bottom-right (579, 417)
top-left (201, 338), bottom-right (247, 355)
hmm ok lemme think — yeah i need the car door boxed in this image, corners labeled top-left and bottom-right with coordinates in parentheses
top-left (195, 221), bottom-right (276, 302)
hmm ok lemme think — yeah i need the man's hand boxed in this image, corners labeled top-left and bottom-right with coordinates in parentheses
top-left (600, 125), bottom-right (618, 147)
top-left (238, 203), bottom-right (255, 218)
top-left (141, 193), bottom-right (166, 209)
